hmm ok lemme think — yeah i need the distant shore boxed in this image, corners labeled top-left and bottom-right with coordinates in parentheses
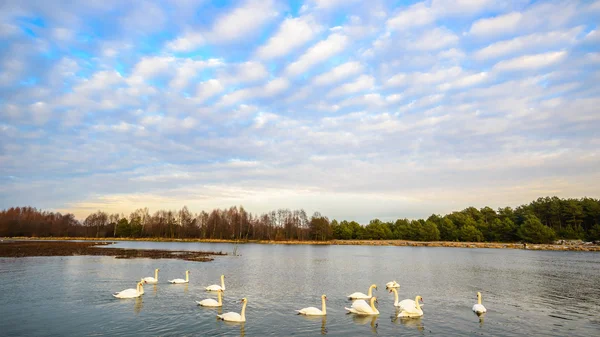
top-left (3, 236), bottom-right (599, 251)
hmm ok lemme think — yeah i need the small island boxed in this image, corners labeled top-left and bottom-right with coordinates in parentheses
top-left (0, 240), bottom-right (225, 262)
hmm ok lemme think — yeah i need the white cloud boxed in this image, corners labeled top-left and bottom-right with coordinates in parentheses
top-left (493, 51), bottom-right (568, 71)
top-left (474, 27), bottom-right (583, 60)
top-left (217, 77), bottom-right (289, 106)
top-left (469, 12), bottom-right (523, 37)
top-left (409, 27), bottom-right (458, 51)
top-left (219, 61), bottom-right (269, 85)
top-left (438, 72), bottom-right (490, 91)
top-left (387, 67), bottom-right (462, 87)
top-left (386, 2), bottom-right (434, 30)
top-left (327, 75), bottom-right (375, 97)
top-left (30, 102), bottom-right (52, 125)
top-left (313, 61), bottom-right (363, 86)
top-left (309, 0), bottom-right (360, 10)
top-left (195, 79), bottom-right (225, 102)
top-left (166, 31), bottom-right (205, 52)
top-left (210, 0), bottom-right (278, 42)
top-left (255, 16), bottom-right (322, 59)
top-left (469, 2), bottom-right (579, 37)
top-left (286, 33), bottom-right (349, 76)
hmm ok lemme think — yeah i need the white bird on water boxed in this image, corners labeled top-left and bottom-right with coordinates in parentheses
top-left (206, 274), bottom-right (226, 291)
top-left (169, 270), bottom-right (189, 284)
top-left (217, 298), bottom-right (248, 322)
top-left (113, 280), bottom-right (145, 299)
top-left (345, 296), bottom-right (380, 315)
top-left (347, 284), bottom-right (377, 300)
top-left (142, 268), bottom-right (159, 284)
top-left (472, 291), bottom-right (487, 314)
top-left (197, 289), bottom-right (223, 307)
top-left (296, 294), bottom-right (327, 316)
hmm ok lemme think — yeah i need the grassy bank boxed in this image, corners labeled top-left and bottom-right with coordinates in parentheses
top-left (4, 236), bottom-right (600, 251)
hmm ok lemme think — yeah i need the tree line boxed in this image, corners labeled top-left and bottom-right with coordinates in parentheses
top-left (1, 196), bottom-right (599, 244)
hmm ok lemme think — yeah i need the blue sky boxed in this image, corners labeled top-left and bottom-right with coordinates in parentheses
top-left (1, 0), bottom-right (599, 222)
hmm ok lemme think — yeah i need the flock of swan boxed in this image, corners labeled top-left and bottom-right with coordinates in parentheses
top-left (113, 269), bottom-right (487, 323)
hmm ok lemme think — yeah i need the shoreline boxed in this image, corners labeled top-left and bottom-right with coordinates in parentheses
top-left (3, 236), bottom-right (599, 252)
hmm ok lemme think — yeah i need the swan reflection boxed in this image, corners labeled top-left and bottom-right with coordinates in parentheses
top-left (133, 297), bottom-right (143, 315)
top-left (223, 321), bottom-right (245, 336)
top-left (392, 315), bottom-right (424, 333)
top-left (300, 315), bottom-right (327, 335)
top-left (352, 315), bottom-right (378, 333)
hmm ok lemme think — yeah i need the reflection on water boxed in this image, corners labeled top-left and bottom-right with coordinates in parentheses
top-left (134, 297), bottom-right (143, 315)
top-left (299, 315), bottom-right (328, 335)
top-left (394, 316), bottom-right (424, 332)
top-left (351, 314), bottom-right (378, 334)
top-left (1, 242), bottom-right (599, 336)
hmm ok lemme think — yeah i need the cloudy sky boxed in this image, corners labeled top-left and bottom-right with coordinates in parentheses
top-left (1, 0), bottom-right (599, 222)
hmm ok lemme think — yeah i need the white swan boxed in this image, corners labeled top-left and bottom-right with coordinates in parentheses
top-left (345, 297), bottom-right (379, 315)
top-left (217, 298), bottom-right (247, 322)
top-left (296, 294), bottom-right (327, 316)
top-left (206, 274), bottom-right (225, 291)
top-left (197, 289), bottom-right (223, 307)
top-left (386, 280), bottom-right (400, 289)
top-left (142, 268), bottom-right (159, 284)
top-left (113, 280), bottom-right (145, 299)
top-left (347, 284), bottom-right (377, 300)
top-left (398, 296), bottom-right (423, 318)
top-left (389, 288), bottom-right (423, 309)
top-left (169, 270), bottom-right (189, 284)
top-left (472, 291), bottom-right (487, 314)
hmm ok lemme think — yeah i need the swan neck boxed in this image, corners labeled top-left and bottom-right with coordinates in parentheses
top-left (415, 296), bottom-right (421, 311)
top-left (221, 276), bottom-right (225, 289)
top-left (322, 297), bottom-right (327, 315)
top-left (370, 297), bottom-right (376, 311)
top-left (139, 283), bottom-right (144, 295)
top-left (155, 269), bottom-right (159, 280)
top-left (185, 272), bottom-right (189, 282)
top-left (478, 293), bottom-right (482, 305)
top-left (240, 301), bottom-right (247, 321)
top-left (368, 285), bottom-right (374, 297)
top-left (393, 288), bottom-right (398, 305)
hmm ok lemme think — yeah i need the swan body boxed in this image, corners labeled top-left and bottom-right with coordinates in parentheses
top-left (398, 296), bottom-right (423, 318)
top-left (389, 288), bottom-right (422, 309)
top-left (197, 290), bottom-right (222, 307)
top-left (169, 270), bottom-right (189, 284)
top-left (296, 294), bottom-right (327, 316)
top-left (386, 280), bottom-right (400, 289)
top-left (345, 297), bottom-right (379, 315)
top-left (113, 281), bottom-right (144, 299)
top-left (142, 268), bottom-right (159, 284)
top-left (348, 284), bottom-right (377, 300)
top-left (217, 298), bottom-right (247, 322)
top-left (472, 292), bottom-right (487, 314)
top-left (206, 274), bottom-right (226, 291)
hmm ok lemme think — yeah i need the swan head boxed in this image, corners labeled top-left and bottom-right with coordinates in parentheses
top-left (416, 296), bottom-right (423, 304)
top-left (370, 284), bottom-right (377, 290)
top-left (221, 274), bottom-right (225, 279)
top-left (321, 294), bottom-right (327, 300)
top-left (477, 291), bottom-right (481, 298)
top-left (240, 298), bottom-right (247, 303)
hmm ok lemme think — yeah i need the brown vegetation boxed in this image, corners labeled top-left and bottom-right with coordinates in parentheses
top-left (0, 240), bottom-right (226, 261)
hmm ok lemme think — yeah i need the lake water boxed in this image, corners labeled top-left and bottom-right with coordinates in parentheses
top-left (1, 241), bottom-right (599, 336)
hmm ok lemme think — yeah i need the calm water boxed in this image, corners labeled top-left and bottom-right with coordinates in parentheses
top-left (1, 241), bottom-right (599, 336)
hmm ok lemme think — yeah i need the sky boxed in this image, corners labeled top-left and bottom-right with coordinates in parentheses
top-left (1, 0), bottom-right (599, 223)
